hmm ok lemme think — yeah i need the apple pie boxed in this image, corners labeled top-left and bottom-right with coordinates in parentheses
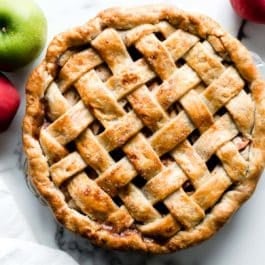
top-left (23, 5), bottom-right (265, 253)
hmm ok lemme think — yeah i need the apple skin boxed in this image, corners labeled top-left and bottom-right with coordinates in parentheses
top-left (0, 74), bottom-right (20, 132)
top-left (230, 0), bottom-right (265, 24)
top-left (0, 0), bottom-right (47, 71)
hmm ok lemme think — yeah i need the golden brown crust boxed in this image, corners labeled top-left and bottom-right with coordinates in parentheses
top-left (23, 5), bottom-right (265, 253)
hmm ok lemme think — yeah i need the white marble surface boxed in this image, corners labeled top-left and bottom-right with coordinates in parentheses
top-left (0, 0), bottom-right (265, 264)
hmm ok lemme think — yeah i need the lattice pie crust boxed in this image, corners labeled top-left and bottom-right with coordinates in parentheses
top-left (23, 5), bottom-right (265, 253)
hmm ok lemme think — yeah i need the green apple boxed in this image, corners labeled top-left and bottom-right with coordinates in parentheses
top-left (0, 0), bottom-right (47, 71)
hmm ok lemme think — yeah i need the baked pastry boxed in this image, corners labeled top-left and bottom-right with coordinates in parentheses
top-left (23, 5), bottom-right (265, 253)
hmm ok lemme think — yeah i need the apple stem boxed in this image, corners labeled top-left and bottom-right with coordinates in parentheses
top-left (237, 19), bottom-right (247, 41)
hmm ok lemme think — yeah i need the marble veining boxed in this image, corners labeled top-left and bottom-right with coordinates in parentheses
top-left (0, 0), bottom-right (265, 264)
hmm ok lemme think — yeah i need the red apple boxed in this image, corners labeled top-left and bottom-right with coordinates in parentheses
top-left (230, 0), bottom-right (265, 24)
top-left (0, 74), bottom-right (20, 132)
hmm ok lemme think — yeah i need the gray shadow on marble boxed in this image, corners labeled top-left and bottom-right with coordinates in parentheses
top-left (55, 208), bottom-right (242, 265)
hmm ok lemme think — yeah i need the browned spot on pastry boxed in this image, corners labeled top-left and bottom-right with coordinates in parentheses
top-left (121, 73), bottom-right (139, 86)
